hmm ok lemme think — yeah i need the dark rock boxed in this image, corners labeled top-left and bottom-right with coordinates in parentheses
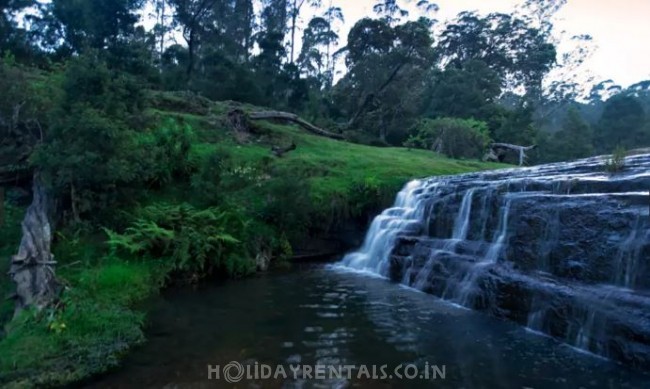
top-left (346, 153), bottom-right (650, 369)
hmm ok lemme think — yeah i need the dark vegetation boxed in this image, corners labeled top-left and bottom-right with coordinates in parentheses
top-left (1, 0), bottom-right (649, 386)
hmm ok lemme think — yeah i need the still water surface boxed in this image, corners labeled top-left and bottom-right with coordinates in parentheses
top-left (92, 264), bottom-right (650, 388)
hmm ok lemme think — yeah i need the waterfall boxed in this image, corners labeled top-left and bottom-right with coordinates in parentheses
top-left (339, 153), bottom-right (650, 369)
top-left (452, 188), bottom-right (476, 241)
top-left (484, 198), bottom-right (512, 263)
top-left (340, 180), bottom-right (428, 274)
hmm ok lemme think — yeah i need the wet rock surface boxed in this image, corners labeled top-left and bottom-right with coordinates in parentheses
top-left (342, 153), bottom-right (650, 370)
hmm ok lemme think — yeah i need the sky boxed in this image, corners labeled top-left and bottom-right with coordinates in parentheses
top-left (137, 0), bottom-right (650, 89)
top-left (316, 0), bottom-right (650, 88)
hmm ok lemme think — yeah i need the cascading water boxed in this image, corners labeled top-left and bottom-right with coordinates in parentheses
top-left (340, 153), bottom-right (650, 369)
top-left (340, 180), bottom-right (428, 274)
top-left (452, 188), bottom-right (476, 241)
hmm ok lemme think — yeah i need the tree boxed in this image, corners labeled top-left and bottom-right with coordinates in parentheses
top-left (253, 0), bottom-right (289, 80)
top-left (168, 0), bottom-right (255, 76)
top-left (297, 16), bottom-right (337, 80)
top-left (150, 0), bottom-right (172, 63)
top-left (425, 60), bottom-right (503, 124)
top-left (322, 3), bottom-right (344, 82)
top-left (551, 107), bottom-right (593, 160)
top-left (493, 101), bottom-right (539, 148)
top-left (33, 53), bottom-right (146, 221)
top-left (0, 55), bottom-right (51, 185)
top-left (373, 0), bottom-right (409, 26)
top-left (516, 0), bottom-right (567, 37)
top-left (596, 95), bottom-right (647, 152)
top-left (288, 0), bottom-right (321, 64)
top-left (0, 0), bottom-right (41, 59)
top-left (166, 0), bottom-right (257, 95)
top-left (405, 117), bottom-right (492, 159)
top-left (168, 0), bottom-right (217, 77)
top-left (338, 17), bottom-right (435, 142)
top-left (49, 0), bottom-right (145, 53)
top-left (229, 0), bottom-right (255, 62)
top-left (438, 11), bottom-right (556, 99)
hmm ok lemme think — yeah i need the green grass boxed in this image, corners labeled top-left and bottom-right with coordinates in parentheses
top-left (0, 93), bottom-right (505, 387)
top-left (0, 203), bottom-right (165, 388)
top-left (0, 256), bottom-right (161, 388)
top-left (187, 114), bottom-right (503, 225)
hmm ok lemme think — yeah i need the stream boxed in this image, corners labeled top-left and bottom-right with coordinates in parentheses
top-left (91, 264), bottom-right (650, 388)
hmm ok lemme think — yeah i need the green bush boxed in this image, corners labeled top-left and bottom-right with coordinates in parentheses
top-left (605, 146), bottom-right (627, 173)
top-left (34, 54), bottom-right (148, 220)
top-left (405, 118), bottom-right (492, 159)
top-left (105, 203), bottom-right (255, 279)
top-left (138, 119), bottom-right (196, 186)
top-left (190, 150), bottom-right (231, 205)
top-left (349, 176), bottom-right (387, 217)
top-left (256, 175), bottom-right (313, 240)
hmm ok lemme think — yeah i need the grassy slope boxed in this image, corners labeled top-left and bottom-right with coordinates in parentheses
top-left (180, 97), bottom-right (503, 219)
top-left (0, 93), bottom-right (504, 387)
top-left (230, 122), bottom-right (496, 191)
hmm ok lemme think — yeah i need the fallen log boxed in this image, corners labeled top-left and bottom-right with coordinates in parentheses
top-left (486, 143), bottom-right (538, 166)
top-left (248, 111), bottom-right (345, 140)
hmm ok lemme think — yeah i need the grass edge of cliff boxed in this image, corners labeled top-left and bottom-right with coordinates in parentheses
top-left (0, 91), bottom-right (504, 387)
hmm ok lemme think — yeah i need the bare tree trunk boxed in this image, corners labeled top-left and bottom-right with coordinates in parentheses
top-left (186, 29), bottom-right (196, 77)
top-left (325, 0), bottom-right (332, 75)
top-left (9, 173), bottom-right (60, 317)
top-left (290, 12), bottom-right (297, 63)
top-left (159, 0), bottom-right (166, 60)
top-left (290, 0), bottom-right (306, 64)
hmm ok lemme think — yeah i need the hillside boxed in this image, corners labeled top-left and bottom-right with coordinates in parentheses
top-left (0, 91), bottom-right (503, 387)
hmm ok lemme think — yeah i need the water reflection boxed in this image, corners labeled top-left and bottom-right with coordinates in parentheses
top-left (91, 265), bottom-right (650, 388)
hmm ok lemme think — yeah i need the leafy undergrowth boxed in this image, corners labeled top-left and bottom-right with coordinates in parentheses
top-left (0, 248), bottom-right (165, 387)
top-left (0, 92), bottom-right (505, 387)
top-left (0, 202), bottom-right (23, 329)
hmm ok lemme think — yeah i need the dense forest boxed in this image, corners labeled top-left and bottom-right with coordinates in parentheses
top-left (1, 0), bottom-right (650, 386)
top-left (2, 0), bottom-right (650, 166)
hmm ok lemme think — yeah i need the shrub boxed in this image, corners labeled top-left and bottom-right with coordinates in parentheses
top-left (349, 176), bottom-right (386, 217)
top-left (405, 118), bottom-right (492, 159)
top-left (138, 119), bottom-right (196, 186)
top-left (605, 146), bottom-right (627, 173)
top-left (34, 54), bottom-right (149, 220)
top-left (256, 175), bottom-right (313, 240)
top-left (105, 203), bottom-right (255, 279)
top-left (190, 150), bottom-right (231, 205)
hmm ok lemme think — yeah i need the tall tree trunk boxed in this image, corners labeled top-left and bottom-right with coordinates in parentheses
top-left (289, 0), bottom-right (306, 64)
top-left (186, 29), bottom-right (196, 77)
top-left (10, 173), bottom-right (60, 317)
top-left (325, 1), bottom-right (332, 79)
top-left (159, 0), bottom-right (166, 60)
top-left (290, 7), bottom-right (298, 63)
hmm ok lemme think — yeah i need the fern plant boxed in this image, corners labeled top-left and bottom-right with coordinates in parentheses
top-left (104, 203), bottom-right (254, 279)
